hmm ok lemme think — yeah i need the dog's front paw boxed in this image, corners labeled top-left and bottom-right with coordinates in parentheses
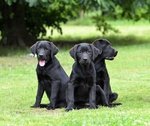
top-left (30, 104), bottom-right (40, 108)
top-left (65, 103), bottom-right (74, 112)
top-left (46, 104), bottom-right (55, 110)
top-left (65, 107), bottom-right (73, 112)
top-left (89, 103), bottom-right (96, 109)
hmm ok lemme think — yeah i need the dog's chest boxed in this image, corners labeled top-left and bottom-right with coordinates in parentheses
top-left (78, 69), bottom-right (93, 78)
top-left (37, 68), bottom-right (52, 86)
top-left (76, 77), bottom-right (94, 87)
top-left (37, 67), bottom-right (48, 75)
top-left (75, 68), bottom-right (95, 86)
top-left (39, 74), bottom-right (51, 87)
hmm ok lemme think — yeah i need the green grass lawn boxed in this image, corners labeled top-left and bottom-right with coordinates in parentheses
top-left (0, 41), bottom-right (150, 126)
top-left (0, 19), bottom-right (150, 125)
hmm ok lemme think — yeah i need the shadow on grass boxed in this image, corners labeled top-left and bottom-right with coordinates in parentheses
top-left (53, 35), bottom-right (150, 47)
top-left (0, 35), bottom-right (149, 56)
top-left (0, 47), bottom-right (28, 56)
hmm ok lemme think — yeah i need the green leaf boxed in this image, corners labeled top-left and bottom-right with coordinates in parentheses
top-left (4, 0), bottom-right (17, 6)
top-left (25, 0), bottom-right (38, 7)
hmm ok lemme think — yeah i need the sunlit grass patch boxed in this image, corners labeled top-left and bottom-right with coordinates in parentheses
top-left (45, 23), bottom-right (150, 46)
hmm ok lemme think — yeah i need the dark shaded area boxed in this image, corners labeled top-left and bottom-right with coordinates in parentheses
top-left (0, 1), bottom-right (36, 46)
top-left (0, 35), bottom-right (149, 56)
top-left (52, 35), bottom-right (149, 47)
top-left (0, 0), bottom-right (149, 47)
top-left (0, 0), bottom-right (74, 47)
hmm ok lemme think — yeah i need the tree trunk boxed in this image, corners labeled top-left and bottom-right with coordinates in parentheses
top-left (0, 1), bottom-right (36, 47)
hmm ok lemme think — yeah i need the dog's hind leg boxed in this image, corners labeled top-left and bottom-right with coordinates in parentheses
top-left (96, 85), bottom-right (109, 106)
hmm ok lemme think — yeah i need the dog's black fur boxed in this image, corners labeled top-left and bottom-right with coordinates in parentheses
top-left (93, 39), bottom-right (119, 104)
top-left (66, 43), bottom-right (109, 111)
top-left (30, 40), bottom-right (69, 109)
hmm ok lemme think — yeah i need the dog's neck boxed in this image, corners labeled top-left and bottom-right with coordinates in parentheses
top-left (96, 54), bottom-right (105, 60)
top-left (95, 55), bottom-right (106, 64)
top-left (78, 62), bottom-right (93, 72)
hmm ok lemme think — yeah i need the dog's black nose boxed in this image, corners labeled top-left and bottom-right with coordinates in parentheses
top-left (39, 54), bottom-right (44, 58)
top-left (83, 58), bottom-right (87, 62)
top-left (114, 51), bottom-right (118, 56)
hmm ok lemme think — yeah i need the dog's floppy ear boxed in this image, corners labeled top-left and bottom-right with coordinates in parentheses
top-left (30, 41), bottom-right (39, 55)
top-left (49, 42), bottom-right (59, 55)
top-left (93, 39), bottom-right (110, 48)
top-left (90, 44), bottom-right (101, 60)
top-left (69, 44), bottom-right (79, 60)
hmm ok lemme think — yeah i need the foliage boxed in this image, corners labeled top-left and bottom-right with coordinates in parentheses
top-left (76, 0), bottom-right (150, 34)
top-left (0, 0), bottom-right (150, 46)
top-left (78, 0), bottom-right (150, 20)
top-left (0, 0), bottom-right (76, 37)
top-left (0, 0), bottom-right (78, 46)
top-left (92, 15), bottom-right (119, 35)
top-left (115, 0), bottom-right (150, 20)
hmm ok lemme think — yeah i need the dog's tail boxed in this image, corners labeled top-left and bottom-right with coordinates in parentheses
top-left (109, 102), bottom-right (122, 107)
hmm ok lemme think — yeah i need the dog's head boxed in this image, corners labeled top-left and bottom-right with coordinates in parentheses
top-left (93, 39), bottom-right (118, 60)
top-left (70, 43), bottom-right (100, 65)
top-left (30, 40), bottom-right (58, 67)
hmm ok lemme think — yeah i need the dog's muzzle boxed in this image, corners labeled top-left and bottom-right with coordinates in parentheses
top-left (106, 50), bottom-right (118, 60)
top-left (38, 54), bottom-right (46, 67)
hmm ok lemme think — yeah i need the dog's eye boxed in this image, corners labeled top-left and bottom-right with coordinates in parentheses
top-left (37, 47), bottom-right (40, 50)
top-left (87, 51), bottom-right (91, 54)
top-left (44, 48), bottom-right (48, 51)
top-left (77, 51), bottom-right (82, 54)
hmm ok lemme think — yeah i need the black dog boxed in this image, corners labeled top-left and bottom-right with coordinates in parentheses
top-left (30, 40), bottom-right (69, 109)
top-left (66, 43), bottom-right (109, 111)
top-left (93, 39), bottom-right (119, 104)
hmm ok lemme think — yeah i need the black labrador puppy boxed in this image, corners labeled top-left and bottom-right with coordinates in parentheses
top-left (30, 40), bottom-right (69, 109)
top-left (93, 39), bottom-right (119, 104)
top-left (66, 43), bottom-right (109, 111)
